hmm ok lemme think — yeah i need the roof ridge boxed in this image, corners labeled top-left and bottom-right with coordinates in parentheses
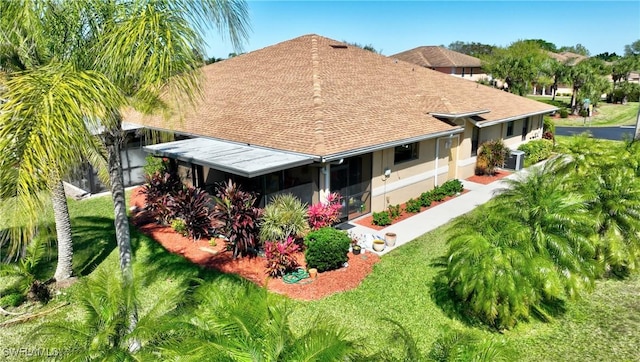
top-left (311, 35), bottom-right (326, 155)
top-left (439, 47), bottom-right (457, 66)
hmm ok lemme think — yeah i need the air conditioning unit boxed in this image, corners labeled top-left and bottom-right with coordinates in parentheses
top-left (505, 150), bottom-right (525, 171)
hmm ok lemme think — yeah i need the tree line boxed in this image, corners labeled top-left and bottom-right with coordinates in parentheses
top-left (449, 40), bottom-right (640, 114)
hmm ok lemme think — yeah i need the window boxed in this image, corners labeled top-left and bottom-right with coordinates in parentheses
top-left (394, 143), bottom-right (419, 164)
top-left (461, 67), bottom-right (465, 77)
top-left (470, 67), bottom-right (473, 77)
top-left (471, 126), bottom-right (480, 156)
top-left (506, 121), bottom-right (515, 137)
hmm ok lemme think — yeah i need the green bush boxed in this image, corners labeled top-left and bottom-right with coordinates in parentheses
top-left (259, 193), bottom-right (309, 242)
top-left (0, 293), bottom-right (25, 308)
top-left (171, 218), bottom-right (188, 236)
top-left (304, 227), bottom-right (351, 272)
top-left (420, 192), bottom-right (434, 207)
top-left (405, 198), bottom-right (422, 213)
top-left (372, 211), bottom-right (392, 226)
top-left (142, 154), bottom-right (168, 177)
top-left (543, 116), bottom-right (556, 134)
top-left (559, 108), bottom-right (569, 118)
top-left (440, 179), bottom-right (464, 195)
top-left (477, 139), bottom-right (510, 175)
top-left (388, 204), bottom-right (402, 219)
top-left (518, 139), bottom-right (553, 167)
top-left (431, 186), bottom-right (448, 202)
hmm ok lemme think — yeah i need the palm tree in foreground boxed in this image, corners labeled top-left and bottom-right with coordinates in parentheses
top-left (165, 284), bottom-right (361, 361)
top-left (0, 0), bottom-right (250, 286)
top-left (0, 63), bottom-right (121, 281)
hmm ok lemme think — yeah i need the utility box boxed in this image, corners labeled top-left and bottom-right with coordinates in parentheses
top-left (505, 150), bottom-right (525, 171)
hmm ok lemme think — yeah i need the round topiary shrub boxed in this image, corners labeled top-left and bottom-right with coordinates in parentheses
top-left (304, 227), bottom-right (351, 272)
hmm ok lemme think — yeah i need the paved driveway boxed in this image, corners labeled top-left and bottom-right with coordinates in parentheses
top-left (556, 126), bottom-right (634, 140)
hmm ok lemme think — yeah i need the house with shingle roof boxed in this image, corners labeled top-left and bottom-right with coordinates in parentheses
top-left (390, 46), bottom-right (487, 82)
top-left (128, 34), bottom-right (555, 220)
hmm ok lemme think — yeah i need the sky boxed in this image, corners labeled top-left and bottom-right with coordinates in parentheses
top-left (204, 1), bottom-right (640, 59)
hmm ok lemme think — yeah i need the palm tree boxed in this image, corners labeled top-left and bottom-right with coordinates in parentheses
top-left (86, 0), bottom-right (250, 286)
top-left (166, 284), bottom-right (360, 361)
top-left (492, 158), bottom-right (598, 294)
top-left (588, 164), bottom-right (640, 276)
top-left (0, 0), bottom-right (250, 286)
top-left (35, 268), bottom-right (186, 360)
top-left (0, 63), bottom-right (121, 282)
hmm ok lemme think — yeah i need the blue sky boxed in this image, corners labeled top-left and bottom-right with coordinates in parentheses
top-left (204, 1), bottom-right (640, 58)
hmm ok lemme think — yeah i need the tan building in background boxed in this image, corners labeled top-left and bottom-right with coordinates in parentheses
top-left (390, 46), bottom-right (487, 82)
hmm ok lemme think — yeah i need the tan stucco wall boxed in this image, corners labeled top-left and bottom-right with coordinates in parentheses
top-left (370, 137), bottom-right (459, 212)
top-left (454, 115), bottom-right (545, 180)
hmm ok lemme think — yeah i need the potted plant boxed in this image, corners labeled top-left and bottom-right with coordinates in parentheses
top-left (352, 244), bottom-right (362, 255)
top-left (372, 239), bottom-right (385, 252)
top-left (384, 232), bottom-right (397, 247)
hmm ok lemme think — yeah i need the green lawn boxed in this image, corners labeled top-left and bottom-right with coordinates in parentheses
top-left (528, 96), bottom-right (638, 127)
top-left (2, 190), bottom-right (640, 360)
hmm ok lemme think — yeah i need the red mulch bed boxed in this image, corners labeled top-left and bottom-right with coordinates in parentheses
top-left (130, 188), bottom-right (379, 301)
top-left (465, 170), bottom-right (512, 185)
top-left (353, 190), bottom-right (469, 230)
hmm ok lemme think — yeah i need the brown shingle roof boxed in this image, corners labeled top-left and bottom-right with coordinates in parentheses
top-left (390, 46), bottom-right (482, 68)
top-left (546, 51), bottom-right (588, 65)
top-left (128, 34), bottom-right (554, 157)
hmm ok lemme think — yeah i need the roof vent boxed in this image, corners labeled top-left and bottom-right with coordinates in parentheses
top-left (330, 44), bottom-right (348, 49)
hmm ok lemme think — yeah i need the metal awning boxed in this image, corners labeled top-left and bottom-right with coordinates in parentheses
top-left (143, 138), bottom-right (316, 178)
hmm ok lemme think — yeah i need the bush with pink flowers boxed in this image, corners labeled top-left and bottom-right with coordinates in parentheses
top-left (307, 192), bottom-right (343, 230)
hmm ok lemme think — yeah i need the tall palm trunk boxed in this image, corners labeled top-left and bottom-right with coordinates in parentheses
top-left (104, 122), bottom-right (133, 284)
top-left (104, 115), bottom-right (140, 349)
top-left (51, 177), bottom-right (73, 282)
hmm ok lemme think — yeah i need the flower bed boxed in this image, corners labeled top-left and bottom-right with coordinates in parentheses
top-left (353, 190), bottom-right (468, 230)
top-left (130, 188), bottom-right (380, 301)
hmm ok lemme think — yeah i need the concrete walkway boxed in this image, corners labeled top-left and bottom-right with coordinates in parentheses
top-left (345, 172), bottom-right (521, 256)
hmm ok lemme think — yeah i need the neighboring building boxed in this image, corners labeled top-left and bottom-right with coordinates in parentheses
top-left (537, 51), bottom-right (589, 96)
top-left (127, 34), bottom-right (555, 220)
top-left (390, 46), bottom-right (486, 82)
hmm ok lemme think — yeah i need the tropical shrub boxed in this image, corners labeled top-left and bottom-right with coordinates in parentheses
top-left (259, 193), bottom-right (309, 242)
top-left (388, 204), bottom-right (402, 219)
top-left (543, 116), bottom-right (555, 135)
top-left (441, 160), bottom-right (599, 329)
top-left (440, 179), bottom-right (464, 195)
top-left (141, 171), bottom-right (183, 224)
top-left (168, 187), bottom-right (213, 240)
top-left (171, 218), bottom-right (188, 237)
top-left (477, 140), bottom-right (510, 176)
top-left (372, 211), bottom-right (392, 226)
top-left (307, 192), bottom-right (343, 230)
top-left (559, 108), bottom-right (569, 118)
top-left (0, 293), bottom-right (25, 308)
top-left (518, 139), bottom-right (553, 167)
top-left (168, 285), bottom-right (358, 360)
top-left (405, 198), bottom-right (422, 213)
top-left (142, 154), bottom-right (168, 177)
top-left (0, 237), bottom-right (50, 304)
top-left (420, 191), bottom-right (434, 207)
top-left (428, 327), bottom-right (509, 362)
top-left (212, 179), bottom-right (262, 258)
top-left (588, 168), bottom-right (640, 277)
top-left (264, 237), bottom-right (300, 277)
top-left (430, 186), bottom-right (449, 202)
top-left (475, 155), bottom-right (489, 176)
top-left (304, 227), bottom-right (350, 272)
top-left (36, 268), bottom-right (186, 360)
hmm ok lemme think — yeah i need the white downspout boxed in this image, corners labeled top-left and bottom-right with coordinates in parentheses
top-left (434, 138), bottom-right (440, 186)
top-left (321, 163), bottom-right (330, 203)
